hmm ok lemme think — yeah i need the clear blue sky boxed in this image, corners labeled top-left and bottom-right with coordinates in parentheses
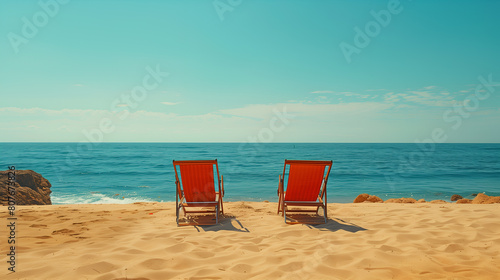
top-left (1, 0), bottom-right (499, 142)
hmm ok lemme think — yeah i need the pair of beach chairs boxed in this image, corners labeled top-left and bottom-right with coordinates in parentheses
top-left (173, 159), bottom-right (333, 226)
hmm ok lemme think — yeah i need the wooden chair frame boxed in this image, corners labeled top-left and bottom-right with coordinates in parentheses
top-left (173, 160), bottom-right (224, 226)
top-left (277, 160), bottom-right (333, 224)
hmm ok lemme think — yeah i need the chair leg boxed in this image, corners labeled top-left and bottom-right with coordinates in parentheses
top-left (323, 204), bottom-right (328, 224)
top-left (176, 205), bottom-right (181, 226)
top-left (215, 204), bottom-right (219, 224)
top-left (176, 200), bottom-right (179, 226)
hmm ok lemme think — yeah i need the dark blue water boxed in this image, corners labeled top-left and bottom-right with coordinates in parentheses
top-left (1, 143), bottom-right (499, 204)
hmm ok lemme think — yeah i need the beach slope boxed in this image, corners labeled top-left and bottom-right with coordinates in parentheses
top-left (1, 202), bottom-right (500, 279)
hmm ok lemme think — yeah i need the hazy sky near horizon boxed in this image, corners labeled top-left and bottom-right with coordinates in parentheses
top-left (1, 0), bottom-right (499, 142)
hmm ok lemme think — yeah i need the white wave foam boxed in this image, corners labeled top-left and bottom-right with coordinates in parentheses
top-left (52, 193), bottom-right (155, 205)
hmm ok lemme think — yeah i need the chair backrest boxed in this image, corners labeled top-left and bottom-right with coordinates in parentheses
top-left (173, 160), bottom-right (219, 202)
top-left (283, 160), bottom-right (332, 202)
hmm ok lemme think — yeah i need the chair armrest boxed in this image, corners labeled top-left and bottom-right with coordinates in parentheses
top-left (277, 174), bottom-right (284, 196)
top-left (175, 180), bottom-right (183, 200)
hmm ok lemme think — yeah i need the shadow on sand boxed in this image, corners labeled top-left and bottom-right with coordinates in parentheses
top-left (191, 215), bottom-right (250, 232)
top-left (181, 214), bottom-right (365, 233)
top-left (283, 214), bottom-right (367, 233)
top-left (307, 217), bottom-right (367, 233)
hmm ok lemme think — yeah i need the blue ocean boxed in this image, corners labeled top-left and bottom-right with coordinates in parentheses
top-left (1, 143), bottom-right (499, 204)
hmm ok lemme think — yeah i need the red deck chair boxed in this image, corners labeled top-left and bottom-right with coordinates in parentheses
top-left (173, 160), bottom-right (224, 226)
top-left (277, 160), bottom-right (333, 224)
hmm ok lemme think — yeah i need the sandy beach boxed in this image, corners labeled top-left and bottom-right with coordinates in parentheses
top-left (2, 202), bottom-right (500, 279)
